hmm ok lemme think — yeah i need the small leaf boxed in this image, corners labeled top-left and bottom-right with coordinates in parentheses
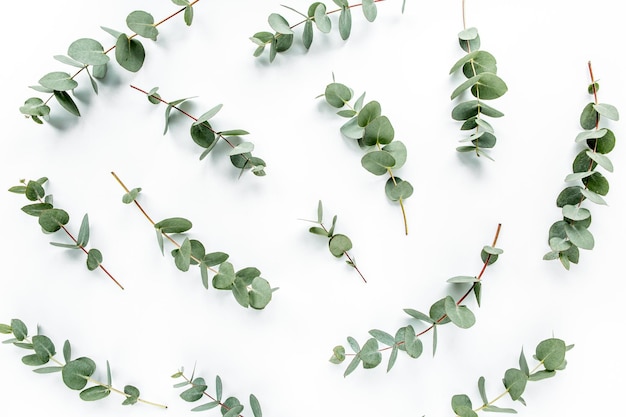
top-left (447, 276), bottom-right (479, 283)
top-left (155, 217), bottom-right (192, 234)
top-left (403, 308), bottom-right (435, 323)
top-left (362, 115), bottom-right (395, 146)
top-left (368, 329), bottom-right (395, 346)
top-left (191, 402), bottom-right (220, 412)
top-left (249, 277), bottom-right (272, 309)
top-left (314, 3), bottom-right (331, 32)
top-left (122, 187), bottom-right (142, 204)
top-left (268, 13), bottom-right (293, 34)
top-left (39, 72), bottom-right (78, 91)
top-left (250, 393), bottom-right (263, 417)
top-left (385, 177), bottom-right (414, 201)
top-left (86, 249), bottom-right (103, 271)
top-left (303, 20), bottom-right (313, 49)
top-left (586, 150), bottom-right (613, 172)
top-left (329, 345), bottom-right (346, 364)
top-left (126, 10), bottom-right (158, 40)
top-left (80, 385), bottom-right (111, 401)
top-left (362, 0), bottom-right (377, 22)
top-left (325, 83), bottom-right (352, 108)
top-left (194, 104), bottom-right (223, 125)
top-left (328, 234), bottom-right (352, 257)
top-left (77, 214), bottom-right (90, 247)
top-left (338, 7), bottom-right (352, 40)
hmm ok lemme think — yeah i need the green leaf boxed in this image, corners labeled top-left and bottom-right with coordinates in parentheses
top-left (586, 150), bottom-right (613, 172)
top-left (212, 261), bottom-right (235, 289)
top-left (368, 329), bottom-right (395, 346)
top-left (581, 188), bottom-right (607, 205)
top-left (39, 72), bottom-right (78, 91)
top-left (328, 234), bottom-right (352, 257)
top-left (447, 276), bottom-right (479, 283)
top-left (67, 38), bottom-right (109, 65)
top-left (126, 10), bottom-right (158, 40)
top-left (80, 385), bottom-right (111, 401)
top-left (38, 208), bottom-right (70, 233)
top-left (556, 186), bottom-right (583, 208)
top-left (268, 13), bottom-right (293, 34)
top-left (155, 217), bottom-right (192, 234)
top-left (54, 91), bottom-right (81, 117)
top-left (229, 142), bottom-right (255, 156)
top-left (184, 5), bottom-right (194, 26)
top-left (580, 103), bottom-right (598, 130)
top-left (452, 100), bottom-right (504, 120)
top-left (215, 375), bottom-right (223, 401)
top-left (62, 357), bottom-right (96, 390)
top-left (564, 171), bottom-right (594, 182)
top-left (470, 73), bottom-right (508, 100)
top-left (180, 382), bottom-right (207, 402)
top-left (317, 200), bottom-right (324, 223)
top-left (384, 177), bottom-right (414, 201)
top-left (593, 103), bottom-right (619, 121)
top-left (33, 366), bottom-right (63, 374)
top-left (564, 223), bottom-right (594, 250)
top-left (54, 54), bottom-right (84, 68)
top-left (583, 172), bottom-right (609, 196)
top-left (19, 97), bottom-right (50, 119)
top-left (478, 376), bottom-right (488, 404)
top-left (303, 20), bottom-right (313, 49)
top-left (575, 128), bottom-right (607, 143)
top-left (504, 368), bottom-right (528, 400)
top-left (325, 83), bottom-right (352, 108)
top-left (519, 348), bottom-right (530, 376)
top-left (21, 203), bottom-right (53, 217)
top-left (314, 3), bottom-right (331, 32)
top-left (362, 0), bottom-right (377, 22)
top-left (220, 129), bottom-right (249, 136)
top-left (77, 214), bottom-right (90, 247)
top-left (250, 394), bottom-right (262, 417)
top-left (122, 187), bottom-right (142, 204)
top-left (115, 34), bottom-right (145, 72)
top-left (223, 405), bottom-right (245, 417)
top-left (382, 141), bottom-right (407, 169)
top-left (483, 405), bottom-right (517, 413)
top-left (173, 237), bottom-right (192, 272)
top-left (194, 104), bottom-right (223, 125)
top-left (32, 335), bottom-right (55, 363)
top-left (360, 338), bottom-right (382, 369)
top-left (528, 370), bottom-right (556, 381)
top-left (122, 385), bottom-right (140, 405)
top-left (221, 397), bottom-right (242, 417)
top-left (444, 296), bottom-right (475, 329)
top-left (191, 402), bottom-right (220, 412)
top-left (63, 340), bottom-right (71, 363)
top-left (562, 205), bottom-right (591, 221)
top-left (387, 345), bottom-right (398, 372)
top-left (329, 345), bottom-right (346, 364)
top-left (362, 115), bottom-right (395, 145)
top-left (340, 117), bottom-right (364, 139)
top-left (361, 150), bottom-right (395, 175)
top-left (22, 354), bottom-right (47, 366)
top-left (338, 7), bottom-right (352, 40)
top-left (429, 298), bottom-right (451, 324)
top-left (10, 319), bottom-right (27, 341)
top-left (203, 252), bottom-right (229, 267)
top-left (536, 338), bottom-right (567, 371)
top-left (25, 180), bottom-right (45, 201)
top-left (403, 308), bottom-right (434, 323)
top-left (86, 249), bottom-right (103, 271)
top-left (93, 64), bottom-right (107, 79)
top-left (249, 277), bottom-right (272, 309)
top-left (402, 325), bottom-right (423, 359)
top-left (587, 128), bottom-right (616, 154)
top-left (357, 101), bottom-right (382, 127)
top-left (106, 360), bottom-right (112, 386)
top-left (451, 394), bottom-right (478, 417)
top-left (101, 26), bottom-right (123, 39)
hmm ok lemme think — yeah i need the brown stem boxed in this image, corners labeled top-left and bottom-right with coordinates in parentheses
top-left (43, 1), bottom-right (202, 106)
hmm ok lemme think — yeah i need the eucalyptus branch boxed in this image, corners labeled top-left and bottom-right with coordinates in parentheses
top-left (302, 200), bottom-right (367, 283)
top-left (111, 172), bottom-right (276, 309)
top-left (251, 0), bottom-right (406, 63)
top-left (130, 85), bottom-right (266, 177)
top-left (8, 177), bottom-right (123, 290)
top-left (172, 367), bottom-right (263, 417)
top-left (0, 319), bottom-right (166, 408)
top-left (449, 0), bottom-right (508, 160)
top-left (330, 224), bottom-right (502, 376)
top-left (450, 337), bottom-right (573, 416)
top-left (19, 0), bottom-right (201, 124)
top-left (543, 62), bottom-right (619, 269)
top-left (321, 78), bottom-right (413, 235)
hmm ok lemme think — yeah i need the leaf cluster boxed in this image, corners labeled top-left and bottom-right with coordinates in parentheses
top-left (172, 367), bottom-right (262, 417)
top-left (544, 77), bottom-right (619, 269)
top-left (8, 177), bottom-right (122, 289)
top-left (451, 338), bottom-right (573, 416)
top-left (250, 0), bottom-right (400, 63)
top-left (330, 226), bottom-right (502, 376)
top-left (137, 86), bottom-right (266, 177)
top-left (450, 27), bottom-right (507, 159)
top-left (304, 200), bottom-right (366, 282)
top-left (0, 319), bottom-right (164, 408)
top-left (116, 177), bottom-right (275, 309)
top-left (19, 0), bottom-right (198, 124)
top-left (323, 79), bottom-right (413, 234)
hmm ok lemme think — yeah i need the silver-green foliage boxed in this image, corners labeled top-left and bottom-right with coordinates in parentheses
top-left (304, 200), bottom-right (366, 282)
top-left (451, 338), bottom-right (573, 416)
top-left (323, 79), bottom-right (413, 235)
top-left (139, 86), bottom-right (266, 177)
top-left (172, 367), bottom-right (263, 416)
top-left (330, 227), bottom-right (503, 376)
top-left (250, 0), bottom-right (401, 63)
top-left (0, 319), bottom-right (164, 408)
top-left (19, 0), bottom-right (197, 124)
top-left (8, 177), bottom-right (122, 289)
top-left (543, 74), bottom-right (619, 269)
top-left (450, 28), bottom-right (507, 159)
top-left (118, 182), bottom-right (275, 309)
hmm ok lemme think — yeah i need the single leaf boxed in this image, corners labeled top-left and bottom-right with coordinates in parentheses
top-left (67, 38), bottom-right (109, 65)
top-left (62, 357), bottom-right (96, 390)
top-left (77, 214), bottom-right (90, 247)
top-left (54, 91), bottom-right (81, 117)
top-left (155, 217), bottom-right (192, 234)
top-left (86, 249), bottom-right (103, 271)
top-left (115, 34), bottom-right (145, 72)
top-left (39, 72), bottom-right (78, 91)
top-left (126, 10), bottom-right (158, 40)
top-left (268, 13), bottom-right (293, 34)
top-left (80, 385), bottom-right (111, 401)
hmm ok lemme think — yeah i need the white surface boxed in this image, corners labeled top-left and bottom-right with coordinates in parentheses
top-left (1, 0), bottom-right (624, 415)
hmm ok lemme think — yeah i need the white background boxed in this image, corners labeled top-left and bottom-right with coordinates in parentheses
top-left (0, 0), bottom-right (624, 415)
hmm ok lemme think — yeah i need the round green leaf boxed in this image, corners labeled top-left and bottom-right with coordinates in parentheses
top-left (362, 115), bottom-right (395, 146)
top-left (268, 13), bottom-right (293, 35)
top-left (504, 368), bottom-right (528, 400)
top-left (536, 338), bottom-right (567, 371)
top-left (80, 385), bottom-right (111, 401)
top-left (462, 51), bottom-right (497, 77)
top-left (444, 296), bottom-right (476, 329)
top-left (32, 335), bottom-right (55, 363)
top-left (587, 128), bottom-right (616, 154)
top-left (62, 357), bottom-right (96, 390)
top-left (314, 3), bottom-right (331, 32)
top-left (384, 177), bottom-right (414, 201)
top-left (38, 72), bottom-right (78, 91)
top-left (360, 338), bottom-right (382, 369)
top-left (580, 102), bottom-right (598, 130)
top-left (126, 10), bottom-right (158, 40)
top-left (10, 319), bottom-right (28, 341)
top-left (357, 101), bottom-right (382, 127)
top-left (361, 150), bottom-right (395, 175)
top-left (382, 141), bottom-right (407, 169)
top-left (20, 97), bottom-right (50, 118)
top-left (249, 277), bottom-right (273, 309)
top-left (556, 186), bottom-right (583, 208)
top-left (86, 249), bottom-right (103, 271)
top-left (572, 149), bottom-right (596, 173)
top-left (562, 205), bottom-right (591, 221)
top-left (338, 7), bottom-right (352, 40)
top-left (325, 83), bottom-right (352, 108)
top-left (67, 38), bottom-right (109, 65)
top-left (154, 217), bottom-right (193, 233)
top-left (190, 122), bottom-right (217, 149)
top-left (212, 261), bottom-right (235, 289)
top-left (328, 234), bottom-right (352, 257)
top-left (115, 34), bottom-right (145, 72)
top-left (583, 171), bottom-right (609, 196)
top-left (471, 73), bottom-right (508, 100)
top-left (564, 223), bottom-right (594, 250)
top-left (38, 209), bottom-right (70, 233)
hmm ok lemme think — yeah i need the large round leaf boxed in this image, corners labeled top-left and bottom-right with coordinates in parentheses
top-left (361, 150), bottom-right (395, 175)
top-left (328, 234), bottom-right (352, 257)
top-left (62, 357), bottom-right (96, 390)
top-left (67, 38), bottom-right (109, 65)
top-left (249, 277), bottom-right (272, 309)
top-left (115, 34), bottom-right (145, 72)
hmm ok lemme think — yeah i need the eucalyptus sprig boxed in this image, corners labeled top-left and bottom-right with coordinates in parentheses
top-left (0, 318), bottom-right (167, 408)
top-left (321, 78), bottom-right (413, 235)
top-left (450, 337), bottom-right (572, 416)
top-left (330, 224), bottom-right (502, 376)
top-left (131, 85), bottom-right (266, 177)
top-left (251, 0), bottom-right (406, 63)
top-left (172, 366), bottom-right (263, 417)
top-left (111, 172), bottom-right (275, 309)
top-left (301, 200), bottom-right (366, 283)
top-left (543, 62), bottom-right (619, 269)
top-left (8, 177), bottom-right (123, 290)
top-left (449, 0), bottom-right (508, 160)
top-left (19, 0), bottom-right (201, 124)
